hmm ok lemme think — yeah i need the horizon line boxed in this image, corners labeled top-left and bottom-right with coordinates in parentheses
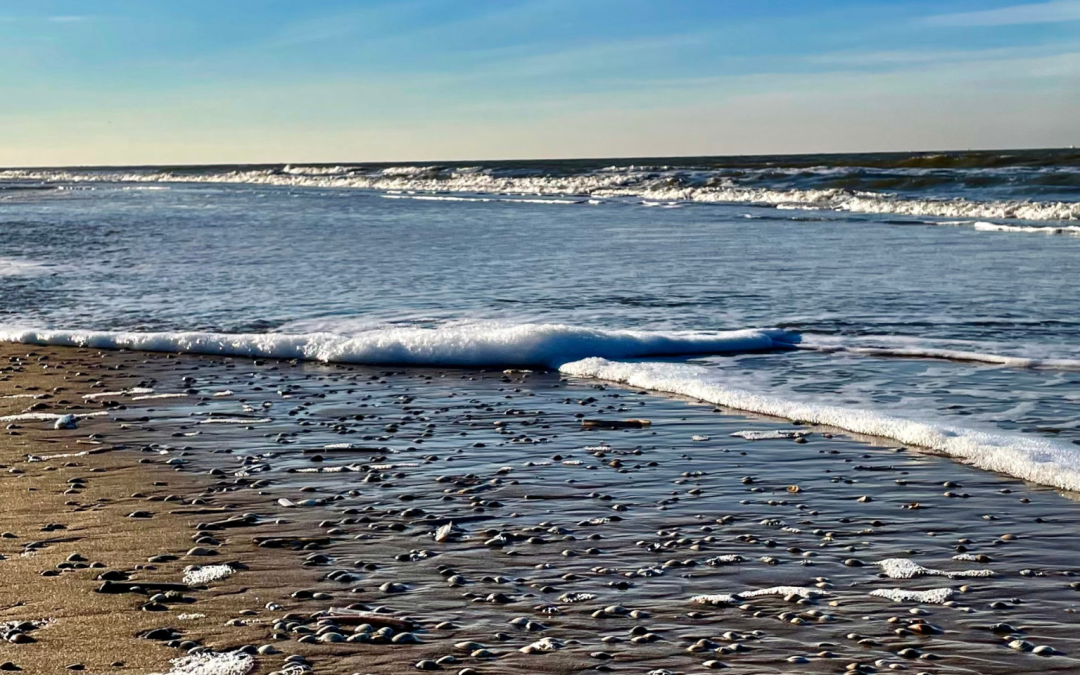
top-left (2, 145), bottom-right (1076, 172)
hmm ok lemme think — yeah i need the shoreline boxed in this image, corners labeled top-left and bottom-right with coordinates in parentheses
top-left (4, 327), bottom-right (1078, 494)
top-left (2, 343), bottom-right (1080, 674)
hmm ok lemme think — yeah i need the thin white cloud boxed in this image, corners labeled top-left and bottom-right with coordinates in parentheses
top-left (48, 16), bottom-right (90, 22)
top-left (925, 0), bottom-right (1080, 26)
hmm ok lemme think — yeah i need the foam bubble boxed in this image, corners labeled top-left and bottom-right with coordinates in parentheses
top-left (183, 564), bottom-right (235, 585)
top-left (150, 651), bottom-right (253, 675)
top-left (876, 558), bottom-right (994, 579)
top-left (559, 358), bottom-right (1080, 491)
top-left (870, 588), bottom-right (955, 604)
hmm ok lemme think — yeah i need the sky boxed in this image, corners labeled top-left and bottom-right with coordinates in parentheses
top-left (1, 0), bottom-right (1078, 166)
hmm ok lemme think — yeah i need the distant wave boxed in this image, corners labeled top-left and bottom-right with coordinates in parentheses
top-left (2, 165), bottom-right (1078, 224)
top-left (561, 358), bottom-right (1080, 492)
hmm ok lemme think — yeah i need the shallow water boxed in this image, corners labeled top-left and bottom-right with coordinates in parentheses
top-left (0, 151), bottom-right (1078, 489)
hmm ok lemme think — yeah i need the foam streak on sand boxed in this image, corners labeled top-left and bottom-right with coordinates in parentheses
top-left (182, 564), bottom-right (235, 586)
top-left (691, 586), bottom-right (829, 605)
top-left (151, 652), bottom-right (253, 675)
top-left (0, 325), bottom-right (798, 368)
top-left (870, 588), bottom-right (955, 604)
top-left (559, 358), bottom-right (1080, 492)
top-left (0, 411), bottom-right (109, 423)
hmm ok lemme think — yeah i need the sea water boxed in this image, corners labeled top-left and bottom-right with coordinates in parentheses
top-left (1, 150), bottom-right (1078, 487)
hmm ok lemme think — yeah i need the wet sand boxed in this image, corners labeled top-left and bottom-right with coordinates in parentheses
top-left (2, 343), bottom-right (1080, 674)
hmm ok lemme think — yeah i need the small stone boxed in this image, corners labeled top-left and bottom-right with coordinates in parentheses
top-left (185, 547), bottom-right (216, 557)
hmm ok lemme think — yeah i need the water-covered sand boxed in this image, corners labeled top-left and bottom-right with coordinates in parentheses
top-left (3, 343), bottom-right (1080, 674)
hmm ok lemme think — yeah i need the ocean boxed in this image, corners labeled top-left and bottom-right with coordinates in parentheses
top-left (2, 149), bottom-right (1079, 489)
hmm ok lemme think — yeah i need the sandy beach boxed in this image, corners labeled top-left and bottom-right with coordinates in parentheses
top-left (4, 3), bottom-right (1079, 673)
top-left (0, 342), bottom-right (1078, 674)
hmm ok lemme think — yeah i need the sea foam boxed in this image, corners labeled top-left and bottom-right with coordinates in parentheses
top-left (558, 358), bottom-right (1080, 492)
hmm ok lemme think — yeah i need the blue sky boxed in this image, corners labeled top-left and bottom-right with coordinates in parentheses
top-left (1, 0), bottom-right (1078, 165)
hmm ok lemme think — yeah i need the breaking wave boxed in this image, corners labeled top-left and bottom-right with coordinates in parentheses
top-left (0, 324), bottom-right (798, 368)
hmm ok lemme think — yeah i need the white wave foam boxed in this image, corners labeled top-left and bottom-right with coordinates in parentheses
top-left (558, 358), bottom-right (1080, 491)
top-left (3, 167), bottom-right (1077, 223)
top-left (0, 324), bottom-right (797, 369)
top-left (0, 257), bottom-right (55, 277)
top-left (972, 221), bottom-right (1080, 236)
top-left (870, 588), bottom-right (955, 604)
top-left (281, 164), bottom-right (354, 176)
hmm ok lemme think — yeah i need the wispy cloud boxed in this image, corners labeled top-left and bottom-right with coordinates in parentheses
top-left (925, 0), bottom-right (1080, 27)
top-left (48, 15), bottom-right (91, 23)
